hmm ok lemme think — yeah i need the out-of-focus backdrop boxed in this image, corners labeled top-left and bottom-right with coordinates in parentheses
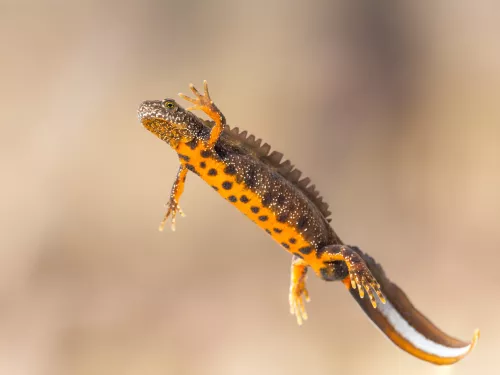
top-left (1, 1), bottom-right (499, 374)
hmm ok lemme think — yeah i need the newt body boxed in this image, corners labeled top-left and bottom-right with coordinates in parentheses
top-left (138, 81), bottom-right (478, 365)
top-left (177, 125), bottom-right (344, 278)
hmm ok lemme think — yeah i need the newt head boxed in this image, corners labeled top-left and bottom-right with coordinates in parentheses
top-left (138, 98), bottom-right (203, 148)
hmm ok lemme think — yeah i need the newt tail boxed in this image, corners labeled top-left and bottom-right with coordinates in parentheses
top-left (348, 247), bottom-right (479, 365)
top-left (137, 81), bottom-right (479, 365)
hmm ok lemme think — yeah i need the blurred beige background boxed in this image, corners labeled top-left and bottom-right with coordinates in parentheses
top-left (1, 1), bottom-right (499, 374)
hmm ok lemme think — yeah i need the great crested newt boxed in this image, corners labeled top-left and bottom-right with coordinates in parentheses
top-left (138, 81), bottom-right (479, 365)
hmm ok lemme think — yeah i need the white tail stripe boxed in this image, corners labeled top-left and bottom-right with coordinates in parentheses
top-left (377, 299), bottom-right (471, 358)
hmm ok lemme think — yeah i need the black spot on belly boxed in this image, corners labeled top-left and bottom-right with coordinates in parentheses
top-left (258, 215), bottom-right (268, 221)
top-left (289, 238), bottom-right (296, 244)
top-left (265, 229), bottom-right (272, 235)
top-left (240, 195), bottom-right (249, 203)
top-left (299, 246), bottom-right (313, 255)
top-left (186, 139), bottom-right (198, 150)
top-left (281, 242), bottom-right (290, 249)
top-left (273, 228), bottom-right (282, 233)
top-left (178, 154), bottom-right (190, 162)
top-left (199, 161), bottom-right (206, 168)
top-left (200, 150), bottom-right (211, 158)
top-left (250, 206), bottom-right (260, 214)
top-left (315, 246), bottom-right (325, 258)
top-left (212, 185), bottom-right (219, 191)
top-left (186, 164), bottom-right (196, 173)
top-left (293, 253), bottom-right (303, 259)
top-left (222, 181), bottom-right (233, 190)
top-left (228, 195), bottom-right (237, 202)
top-left (208, 168), bottom-right (217, 176)
top-left (224, 165), bottom-right (237, 175)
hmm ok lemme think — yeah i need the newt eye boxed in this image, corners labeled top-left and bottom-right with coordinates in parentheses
top-left (164, 101), bottom-right (175, 109)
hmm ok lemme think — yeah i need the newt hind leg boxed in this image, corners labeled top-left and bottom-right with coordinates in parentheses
top-left (318, 245), bottom-right (386, 308)
top-left (179, 80), bottom-right (226, 148)
top-left (289, 255), bottom-right (310, 325)
top-left (159, 164), bottom-right (187, 232)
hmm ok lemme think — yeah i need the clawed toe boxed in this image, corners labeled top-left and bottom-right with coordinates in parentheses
top-left (349, 267), bottom-right (385, 308)
top-left (179, 80), bottom-right (213, 110)
top-left (159, 201), bottom-right (185, 232)
top-left (289, 284), bottom-right (310, 325)
top-left (290, 296), bottom-right (308, 325)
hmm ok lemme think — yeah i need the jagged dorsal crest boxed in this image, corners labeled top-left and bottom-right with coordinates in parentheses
top-left (218, 123), bottom-right (332, 219)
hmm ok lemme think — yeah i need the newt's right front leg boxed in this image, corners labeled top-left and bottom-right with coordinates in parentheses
top-left (159, 164), bottom-right (187, 232)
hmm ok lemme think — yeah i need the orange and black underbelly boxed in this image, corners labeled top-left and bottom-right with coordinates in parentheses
top-left (176, 139), bottom-right (333, 269)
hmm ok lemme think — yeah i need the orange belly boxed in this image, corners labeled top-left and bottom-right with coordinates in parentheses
top-left (176, 142), bottom-right (325, 271)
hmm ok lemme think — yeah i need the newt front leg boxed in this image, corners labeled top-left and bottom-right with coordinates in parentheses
top-left (159, 164), bottom-right (187, 232)
top-left (179, 80), bottom-right (226, 148)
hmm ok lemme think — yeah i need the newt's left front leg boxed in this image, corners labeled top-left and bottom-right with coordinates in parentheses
top-left (179, 80), bottom-right (226, 148)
